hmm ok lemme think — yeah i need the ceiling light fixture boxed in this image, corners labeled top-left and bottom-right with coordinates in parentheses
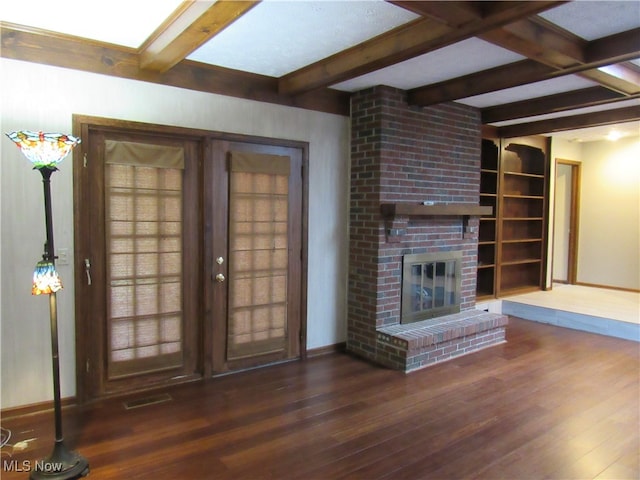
top-left (606, 130), bottom-right (622, 142)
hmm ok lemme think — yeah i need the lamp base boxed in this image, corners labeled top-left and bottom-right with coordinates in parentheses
top-left (29, 440), bottom-right (89, 480)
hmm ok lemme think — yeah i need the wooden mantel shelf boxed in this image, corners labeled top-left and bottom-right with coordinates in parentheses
top-left (380, 203), bottom-right (492, 241)
top-left (381, 203), bottom-right (492, 217)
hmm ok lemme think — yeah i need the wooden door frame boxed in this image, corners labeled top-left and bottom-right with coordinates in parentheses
top-left (72, 116), bottom-right (208, 402)
top-left (552, 159), bottom-right (581, 285)
top-left (72, 115), bottom-right (309, 403)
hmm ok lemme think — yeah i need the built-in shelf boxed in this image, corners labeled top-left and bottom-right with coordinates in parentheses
top-left (504, 171), bottom-right (545, 178)
top-left (502, 258), bottom-right (542, 266)
top-left (476, 137), bottom-right (549, 298)
top-left (380, 203), bottom-right (492, 217)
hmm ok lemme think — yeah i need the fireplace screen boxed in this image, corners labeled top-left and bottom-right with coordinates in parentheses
top-left (402, 251), bottom-right (462, 323)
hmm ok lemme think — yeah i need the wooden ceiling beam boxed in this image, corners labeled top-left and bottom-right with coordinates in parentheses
top-left (279, 17), bottom-right (450, 96)
top-left (497, 105), bottom-right (640, 138)
top-left (409, 28), bottom-right (640, 106)
top-left (278, 1), bottom-right (563, 96)
top-left (139, 0), bottom-right (259, 73)
top-left (480, 17), bottom-right (640, 96)
top-left (409, 59), bottom-right (555, 106)
top-left (481, 86), bottom-right (631, 123)
top-left (0, 22), bottom-right (349, 116)
top-left (390, 1), bottom-right (483, 27)
top-left (479, 16), bottom-right (586, 68)
top-left (578, 64), bottom-right (640, 95)
top-left (586, 28), bottom-right (640, 65)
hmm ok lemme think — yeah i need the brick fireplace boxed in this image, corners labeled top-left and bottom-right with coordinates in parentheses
top-left (347, 86), bottom-right (507, 372)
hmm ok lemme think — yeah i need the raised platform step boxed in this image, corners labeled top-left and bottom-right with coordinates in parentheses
top-left (502, 300), bottom-right (639, 342)
top-left (376, 310), bottom-right (508, 372)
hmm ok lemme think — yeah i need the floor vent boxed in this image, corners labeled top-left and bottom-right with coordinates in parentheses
top-left (123, 393), bottom-right (172, 410)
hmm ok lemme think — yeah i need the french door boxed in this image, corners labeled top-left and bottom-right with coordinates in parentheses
top-left (207, 140), bottom-right (304, 373)
top-left (73, 117), bottom-right (306, 402)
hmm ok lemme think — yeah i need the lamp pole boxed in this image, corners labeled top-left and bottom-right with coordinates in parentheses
top-left (30, 166), bottom-right (89, 480)
top-left (40, 167), bottom-right (62, 445)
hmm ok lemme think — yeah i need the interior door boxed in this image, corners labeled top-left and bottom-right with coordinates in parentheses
top-left (75, 125), bottom-right (202, 400)
top-left (553, 160), bottom-right (581, 284)
top-left (208, 140), bottom-right (304, 373)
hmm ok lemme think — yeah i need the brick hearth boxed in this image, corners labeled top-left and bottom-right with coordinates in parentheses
top-left (377, 310), bottom-right (508, 371)
top-left (347, 86), bottom-right (507, 372)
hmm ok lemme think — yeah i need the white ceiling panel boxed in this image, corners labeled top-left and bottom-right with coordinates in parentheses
top-left (0, 0), bottom-right (183, 48)
top-left (459, 75), bottom-right (599, 108)
top-left (187, 0), bottom-right (419, 77)
top-left (331, 38), bottom-right (524, 92)
top-left (538, 1), bottom-right (640, 40)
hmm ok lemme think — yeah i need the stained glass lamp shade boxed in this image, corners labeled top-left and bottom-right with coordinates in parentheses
top-left (6, 130), bottom-right (81, 169)
top-left (33, 260), bottom-right (63, 295)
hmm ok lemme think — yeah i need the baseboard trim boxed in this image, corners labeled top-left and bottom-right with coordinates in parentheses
top-left (1, 396), bottom-right (77, 420)
top-left (307, 342), bottom-right (346, 358)
top-left (575, 282), bottom-right (640, 293)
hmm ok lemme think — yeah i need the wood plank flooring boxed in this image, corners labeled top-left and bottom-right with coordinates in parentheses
top-left (1, 317), bottom-right (638, 479)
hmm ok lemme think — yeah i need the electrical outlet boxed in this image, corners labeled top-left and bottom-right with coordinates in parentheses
top-left (57, 247), bottom-right (70, 265)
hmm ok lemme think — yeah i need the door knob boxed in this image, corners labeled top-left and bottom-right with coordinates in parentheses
top-left (215, 273), bottom-right (225, 283)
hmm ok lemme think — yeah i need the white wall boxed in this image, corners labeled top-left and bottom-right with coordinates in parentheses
top-left (549, 136), bottom-right (640, 291)
top-left (0, 58), bottom-right (351, 409)
top-left (577, 136), bottom-right (640, 290)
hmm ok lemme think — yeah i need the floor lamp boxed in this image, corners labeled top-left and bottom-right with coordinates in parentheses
top-left (6, 131), bottom-right (90, 479)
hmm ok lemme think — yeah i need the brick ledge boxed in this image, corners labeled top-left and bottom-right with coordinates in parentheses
top-left (376, 310), bottom-right (508, 372)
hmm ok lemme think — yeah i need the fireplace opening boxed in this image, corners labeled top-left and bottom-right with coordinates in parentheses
top-left (401, 251), bottom-right (462, 324)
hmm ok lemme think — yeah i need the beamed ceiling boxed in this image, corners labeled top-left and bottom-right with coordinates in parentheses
top-left (1, 0), bottom-right (639, 142)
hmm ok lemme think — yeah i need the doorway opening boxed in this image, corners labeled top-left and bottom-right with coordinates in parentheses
top-left (552, 159), bottom-right (581, 285)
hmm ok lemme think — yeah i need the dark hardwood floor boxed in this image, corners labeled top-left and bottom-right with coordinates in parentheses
top-left (2, 317), bottom-right (638, 479)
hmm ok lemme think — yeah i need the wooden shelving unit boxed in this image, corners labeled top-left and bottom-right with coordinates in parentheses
top-left (477, 139), bottom-right (499, 299)
top-left (476, 137), bottom-right (549, 299)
